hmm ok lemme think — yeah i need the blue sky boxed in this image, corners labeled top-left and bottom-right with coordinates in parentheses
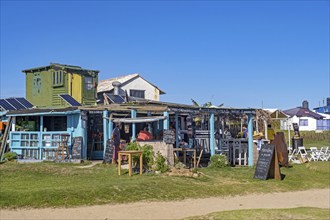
top-left (1, 1), bottom-right (329, 110)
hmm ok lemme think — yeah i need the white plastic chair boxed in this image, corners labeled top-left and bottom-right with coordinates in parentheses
top-left (297, 146), bottom-right (309, 162)
top-left (319, 147), bottom-right (329, 161)
top-left (309, 147), bottom-right (320, 161)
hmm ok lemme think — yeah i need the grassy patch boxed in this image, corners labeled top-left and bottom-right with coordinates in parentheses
top-left (0, 161), bottom-right (329, 208)
top-left (184, 207), bottom-right (330, 220)
top-left (303, 139), bottom-right (330, 149)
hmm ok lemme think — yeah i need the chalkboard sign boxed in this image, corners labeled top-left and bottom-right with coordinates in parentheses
top-left (254, 144), bottom-right (281, 180)
top-left (163, 130), bottom-right (175, 144)
top-left (72, 137), bottom-right (83, 159)
top-left (292, 123), bottom-right (300, 137)
top-left (103, 139), bottom-right (113, 163)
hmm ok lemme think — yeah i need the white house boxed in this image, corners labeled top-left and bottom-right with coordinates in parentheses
top-left (281, 113), bottom-right (330, 131)
top-left (97, 73), bottom-right (165, 103)
top-left (282, 101), bottom-right (325, 131)
top-left (281, 116), bottom-right (315, 131)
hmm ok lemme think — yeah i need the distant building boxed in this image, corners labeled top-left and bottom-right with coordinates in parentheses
top-left (22, 63), bottom-right (99, 108)
top-left (97, 73), bottom-right (165, 104)
top-left (282, 100), bottom-right (328, 131)
top-left (313, 97), bottom-right (330, 130)
top-left (314, 97), bottom-right (330, 114)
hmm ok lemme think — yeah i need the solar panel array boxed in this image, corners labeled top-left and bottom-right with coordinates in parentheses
top-left (0, 97), bottom-right (33, 111)
top-left (58, 94), bottom-right (82, 107)
top-left (15, 97), bottom-right (33, 108)
top-left (105, 94), bottom-right (125, 104)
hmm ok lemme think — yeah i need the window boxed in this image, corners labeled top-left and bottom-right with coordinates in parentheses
top-left (299, 119), bottom-right (308, 126)
top-left (85, 77), bottom-right (93, 90)
top-left (44, 116), bottom-right (67, 131)
top-left (52, 70), bottom-right (63, 87)
top-left (130, 90), bottom-right (145, 99)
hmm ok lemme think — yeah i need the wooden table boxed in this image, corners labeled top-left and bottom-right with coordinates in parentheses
top-left (173, 148), bottom-right (197, 168)
top-left (118, 151), bottom-right (143, 176)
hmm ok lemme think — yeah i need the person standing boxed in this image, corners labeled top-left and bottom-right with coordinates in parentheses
top-left (267, 124), bottom-right (275, 143)
top-left (112, 123), bottom-right (121, 165)
top-left (242, 124), bottom-right (248, 138)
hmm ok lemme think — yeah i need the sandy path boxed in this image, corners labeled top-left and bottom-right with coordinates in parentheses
top-left (1, 189), bottom-right (329, 220)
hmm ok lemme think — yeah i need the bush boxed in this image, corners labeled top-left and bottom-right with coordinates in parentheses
top-left (154, 152), bottom-right (169, 173)
top-left (209, 154), bottom-right (229, 168)
top-left (3, 152), bottom-right (17, 161)
top-left (125, 142), bottom-right (154, 169)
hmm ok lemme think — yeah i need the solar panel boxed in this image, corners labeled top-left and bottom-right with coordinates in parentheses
top-left (59, 94), bottom-right (82, 106)
top-left (106, 94), bottom-right (125, 104)
top-left (15, 97), bottom-right (33, 108)
top-left (0, 99), bottom-right (16, 111)
top-left (6, 98), bottom-right (26, 110)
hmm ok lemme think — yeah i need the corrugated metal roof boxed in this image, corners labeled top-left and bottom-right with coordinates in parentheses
top-left (22, 63), bottom-right (99, 73)
top-left (98, 73), bottom-right (139, 93)
top-left (97, 73), bottom-right (165, 94)
top-left (7, 107), bottom-right (79, 115)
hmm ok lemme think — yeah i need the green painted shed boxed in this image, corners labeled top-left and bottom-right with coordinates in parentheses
top-left (22, 63), bottom-right (99, 108)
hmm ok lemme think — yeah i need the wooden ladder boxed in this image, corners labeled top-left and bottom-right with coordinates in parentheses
top-left (0, 116), bottom-right (12, 161)
top-left (55, 135), bottom-right (70, 161)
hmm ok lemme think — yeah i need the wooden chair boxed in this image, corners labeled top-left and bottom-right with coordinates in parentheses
top-left (288, 149), bottom-right (299, 164)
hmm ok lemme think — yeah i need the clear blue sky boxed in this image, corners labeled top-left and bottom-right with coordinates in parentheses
top-left (1, 1), bottom-right (329, 110)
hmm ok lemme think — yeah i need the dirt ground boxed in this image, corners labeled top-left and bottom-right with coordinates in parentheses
top-left (1, 188), bottom-right (329, 220)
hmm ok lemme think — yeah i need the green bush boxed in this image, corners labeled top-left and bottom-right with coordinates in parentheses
top-left (3, 152), bottom-right (17, 161)
top-left (209, 154), bottom-right (229, 168)
top-left (154, 152), bottom-right (169, 173)
top-left (125, 142), bottom-right (154, 169)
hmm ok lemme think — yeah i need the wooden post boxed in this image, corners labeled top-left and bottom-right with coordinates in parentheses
top-left (140, 153), bottom-right (143, 176)
top-left (11, 116), bottom-right (16, 132)
top-left (131, 109), bottom-right (137, 141)
top-left (248, 113), bottom-right (253, 167)
top-left (39, 116), bottom-right (43, 160)
top-left (108, 112), bottom-right (113, 143)
top-left (264, 119), bottom-right (268, 140)
top-left (128, 153), bottom-right (132, 176)
top-left (210, 112), bottom-right (215, 156)
top-left (163, 111), bottom-right (169, 130)
top-left (175, 112), bottom-right (179, 148)
top-left (118, 152), bottom-right (121, 176)
top-left (193, 150), bottom-right (196, 168)
top-left (103, 110), bottom-right (108, 159)
top-left (183, 150), bottom-right (186, 165)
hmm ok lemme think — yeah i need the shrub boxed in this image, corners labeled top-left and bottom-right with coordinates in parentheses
top-left (3, 152), bottom-right (17, 161)
top-left (154, 152), bottom-right (169, 173)
top-left (125, 142), bottom-right (140, 151)
top-left (125, 142), bottom-right (154, 169)
top-left (209, 154), bottom-right (229, 168)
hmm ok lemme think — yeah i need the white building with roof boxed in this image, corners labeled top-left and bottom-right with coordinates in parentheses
top-left (97, 73), bottom-right (165, 103)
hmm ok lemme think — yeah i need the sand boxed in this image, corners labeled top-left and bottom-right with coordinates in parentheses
top-left (1, 188), bottom-right (329, 220)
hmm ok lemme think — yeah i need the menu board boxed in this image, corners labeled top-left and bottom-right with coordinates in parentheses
top-left (72, 137), bottom-right (83, 159)
top-left (254, 144), bottom-right (281, 180)
top-left (103, 139), bottom-right (113, 163)
top-left (292, 123), bottom-right (300, 137)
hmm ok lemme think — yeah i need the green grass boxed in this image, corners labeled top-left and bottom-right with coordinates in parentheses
top-left (184, 207), bottom-right (330, 220)
top-left (303, 140), bottom-right (330, 149)
top-left (0, 161), bottom-right (329, 208)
